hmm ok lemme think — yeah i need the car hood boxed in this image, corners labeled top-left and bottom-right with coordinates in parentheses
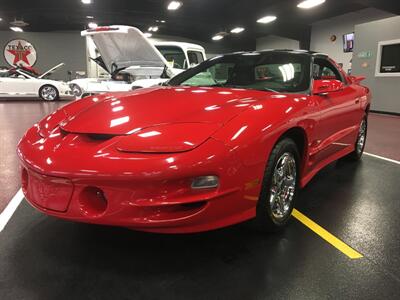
top-left (60, 86), bottom-right (268, 136)
top-left (82, 25), bottom-right (168, 75)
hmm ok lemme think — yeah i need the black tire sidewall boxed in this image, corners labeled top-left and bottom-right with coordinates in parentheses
top-left (255, 138), bottom-right (300, 230)
top-left (39, 85), bottom-right (59, 101)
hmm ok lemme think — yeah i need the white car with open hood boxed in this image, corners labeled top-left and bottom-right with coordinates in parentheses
top-left (69, 25), bottom-right (206, 97)
top-left (0, 63), bottom-right (74, 101)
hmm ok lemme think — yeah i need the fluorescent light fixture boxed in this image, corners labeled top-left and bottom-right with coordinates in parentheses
top-left (168, 1), bottom-right (182, 10)
top-left (10, 26), bottom-right (23, 32)
top-left (88, 22), bottom-right (98, 29)
top-left (297, 0), bottom-right (326, 9)
top-left (81, 0), bottom-right (92, 4)
top-left (230, 27), bottom-right (245, 34)
top-left (86, 16), bottom-right (94, 19)
top-left (257, 15), bottom-right (277, 24)
top-left (144, 32), bottom-right (152, 38)
top-left (212, 34), bottom-right (224, 41)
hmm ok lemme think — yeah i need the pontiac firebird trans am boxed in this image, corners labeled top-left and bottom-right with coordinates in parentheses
top-left (17, 50), bottom-right (371, 233)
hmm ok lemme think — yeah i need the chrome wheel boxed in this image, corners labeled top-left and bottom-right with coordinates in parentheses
top-left (71, 84), bottom-right (82, 97)
top-left (40, 86), bottom-right (57, 101)
top-left (269, 152), bottom-right (297, 220)
top-left (356, 119), bottom-right (367, 154)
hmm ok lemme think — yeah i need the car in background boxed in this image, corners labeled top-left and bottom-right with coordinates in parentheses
top-left (0, 63), bottom-right (74, 101)
top-left (69, 26), bottom-right (206, 97)
top-left (18, 50), bottom-right (371, 233)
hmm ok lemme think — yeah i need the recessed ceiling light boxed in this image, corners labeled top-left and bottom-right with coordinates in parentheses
top-left (148, 26), bottom-right (159, 32)
top-left (144, 32), bottom-right (152, 38)
top-left (10, 26), bottom-right (23, 32)
top-left (212, 34), bottom-right (224, 41)
top-left (0, 18), bottom-right (3, 21)
top-left (81, 0), bottom-right (92, 4)
top-left (297, 0), bottom-right (326, 9)
top-left (160, 20), bottom-right (166, 23)
top-left (257, 15), bottom-right (277, 24)
top-left (231, 27), bottom-right (245, 34)
top-left (88, 22), bottom-right (98, 29)
top-left (167, 1), bottom-right (182, 10)
top-left (86, 16), bottom-right (94, 19)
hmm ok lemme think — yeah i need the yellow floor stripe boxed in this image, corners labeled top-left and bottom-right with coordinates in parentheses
top-left (292, 208), bottom-right (363, 259)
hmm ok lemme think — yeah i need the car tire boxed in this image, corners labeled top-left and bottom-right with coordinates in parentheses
top-left (70, 84), bottom-right (83, 97)
top-left (39, 85), bottom-right (59, 101)
top-left (252, 138), bottom-right (300, 232)
top-left (346, 116), bottom-right (367, 161)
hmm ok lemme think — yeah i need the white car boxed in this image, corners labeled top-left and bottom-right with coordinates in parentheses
top-left (69, 25), bottom-right (206, 97)
top-left (0, 63), bottom-right (74, 101)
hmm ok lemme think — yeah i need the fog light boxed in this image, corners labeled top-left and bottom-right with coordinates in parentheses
top-left (191, 176), bottom-right (219, 189)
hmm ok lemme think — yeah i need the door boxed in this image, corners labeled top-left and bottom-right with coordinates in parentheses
top-left (312, 58), bottom-right (361, 164)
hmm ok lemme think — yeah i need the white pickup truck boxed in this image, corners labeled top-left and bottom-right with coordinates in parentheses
top-left (69, 25), bottom-right (206, 97)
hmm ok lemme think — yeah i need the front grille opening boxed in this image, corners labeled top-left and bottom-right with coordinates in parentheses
top-left (86, 133), bottom-right (117, 141)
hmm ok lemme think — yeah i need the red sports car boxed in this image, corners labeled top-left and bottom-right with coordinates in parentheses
top-left (17, 50), bottom-right (371, 233)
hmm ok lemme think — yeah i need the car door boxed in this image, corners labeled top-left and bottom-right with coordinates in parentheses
top-left (312, 57), bottom-right (361, 164)
top-left (0, 75), bottom-right (28, 96)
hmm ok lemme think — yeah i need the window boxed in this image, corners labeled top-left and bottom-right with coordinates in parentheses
top-left (313, 58), bottom-right (343, 82)
top-left (155, 46), bottom-right (187, 69)
top-left (187, 51), bottom-right (204, 67)
top-left (169, 52), bottom-right (311, 93)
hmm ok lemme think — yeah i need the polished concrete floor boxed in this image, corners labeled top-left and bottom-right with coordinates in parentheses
top-left (0, 100), bottom-right (399, 299)
top-left (1, 155), bottom-right (399, 299)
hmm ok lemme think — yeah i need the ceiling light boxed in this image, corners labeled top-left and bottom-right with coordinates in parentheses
top-left (0, 18), bottom-right (3, 22)
top-left (297, 0), bottom-right (326, 9)
top-left (167, 1), bottom-right (182, 10)
top-left (144, 32), bottom-right (152, 38)
top-left (81, 0), bottom-right (92, 4)
top-left (88, 22), bottom-right (98, 29)
top-left (160, 20), bottom-right (166, 23)
top-left (148, 26), bottom-right (159, 32)
top-left (230, 27), bottom-right (245, 34)
top-left (212, 34), bottom-right (224, 41)
top-left (10, 26), bottom-right (23, 32)
top-left (86, 16), bottom-right (94, 19)
top-left (257, 15), bottom-right (277, 24)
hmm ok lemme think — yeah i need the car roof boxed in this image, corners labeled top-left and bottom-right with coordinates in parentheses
top-left (222, 49), bottom-right (329, 58)
top-left (153, 41), bottom-right (206, 52)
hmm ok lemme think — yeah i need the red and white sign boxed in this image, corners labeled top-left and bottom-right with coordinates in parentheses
top-left (4, 39), bottom-right (37, 67)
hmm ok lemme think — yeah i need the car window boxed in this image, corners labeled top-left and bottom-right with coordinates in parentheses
top-left (155, 46), bottom-right (187, 69)
top-left (170, 52), bottom-right (311, 93)
top-left (187, 51), bottom-right (204, 67)
top-left (313, 58), bottom-right (343, 82)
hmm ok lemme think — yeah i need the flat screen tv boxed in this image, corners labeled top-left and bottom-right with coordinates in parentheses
top-left (375, 39), bottom-right (400, 77)
top-left (343, 33), bottom-right (354, 53)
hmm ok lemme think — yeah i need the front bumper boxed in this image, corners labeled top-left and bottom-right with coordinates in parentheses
top-left (18, 126), bottom-right (263, 233)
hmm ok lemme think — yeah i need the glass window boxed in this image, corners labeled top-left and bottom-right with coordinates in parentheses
top-left (313, 58), bottom-right (343, 81)
top-left (155, 46), bottom-right (186, 69)
top-left (169, 52), bottom-right (311, 93)
top-left (187, 51), bottom-right (204, 67)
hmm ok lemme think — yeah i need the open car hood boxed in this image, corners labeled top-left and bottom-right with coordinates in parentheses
top-left (39, 63), bottom-right (65, 79)
top-left (82, 25), bottom-right (168, 76)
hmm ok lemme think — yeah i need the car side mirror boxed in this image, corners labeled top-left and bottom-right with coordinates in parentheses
top-left (313, 79), bottom-right (344, 96)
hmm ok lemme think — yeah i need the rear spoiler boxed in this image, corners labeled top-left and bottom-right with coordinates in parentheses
top-left (349, 75), bottom-right (366, 84)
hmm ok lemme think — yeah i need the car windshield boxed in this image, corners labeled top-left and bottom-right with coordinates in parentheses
top-left (168, 52), bottom-right (311, 93)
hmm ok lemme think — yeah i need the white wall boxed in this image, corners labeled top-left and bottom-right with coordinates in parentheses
top-left (256, 35), bottom-right (300, 51)
top-left (310, 8), bottom-right (394, 71)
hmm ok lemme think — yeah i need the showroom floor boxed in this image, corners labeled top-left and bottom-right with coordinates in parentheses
top-left (0, 101), bottom-right (399, 299)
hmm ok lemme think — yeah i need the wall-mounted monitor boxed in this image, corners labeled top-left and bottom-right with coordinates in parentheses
top-left (343, 33), bottom-right (354, 53)
top-left (375, 39), bottom-right (400, 77)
